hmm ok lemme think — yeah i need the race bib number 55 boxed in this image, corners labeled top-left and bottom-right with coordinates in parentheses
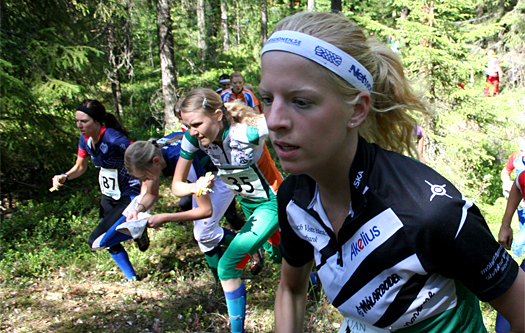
top-left (99, 168), bottom-right (121, 200)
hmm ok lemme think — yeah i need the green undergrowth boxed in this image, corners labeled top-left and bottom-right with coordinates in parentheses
top-left (1, 162), bottom-right (524, 332)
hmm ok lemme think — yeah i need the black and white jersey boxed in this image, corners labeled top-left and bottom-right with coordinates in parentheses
top-left (278, 137), bottom-right (518, 332)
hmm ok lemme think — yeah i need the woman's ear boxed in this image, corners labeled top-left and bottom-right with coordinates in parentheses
top-left (152, 156), bottom-right (161, 165)
top-left (348, 92), bottom-right (370, 129)
top-left (214, 108), bottom-right (223, 122)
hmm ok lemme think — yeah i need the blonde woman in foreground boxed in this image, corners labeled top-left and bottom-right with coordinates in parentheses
top-left (259, 11), bottom-right (525, 333)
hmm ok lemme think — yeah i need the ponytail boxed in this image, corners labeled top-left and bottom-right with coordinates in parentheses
top-left (358, 40), bottom-right (431, 158)
top-left (124, 141), bottom-right (162, 178)
top-left (80, 99), bottom-right (130, 139)
top-left (105, 113), bottom-right (130, 138)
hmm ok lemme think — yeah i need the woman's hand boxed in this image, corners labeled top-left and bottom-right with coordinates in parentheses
top-left (194, 172), bottom-right (215, 197)
top-left (51, 174), bottom-right (67, 188)
top-left (126, 209), bottom-right (139, 222)
top-left (147, 214), bottom-right (167, 229)
top-left (498, 225), bottom-right (514, 250)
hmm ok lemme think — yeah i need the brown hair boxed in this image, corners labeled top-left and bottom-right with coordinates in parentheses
top-left (80, 99), bottom-right (130, 138)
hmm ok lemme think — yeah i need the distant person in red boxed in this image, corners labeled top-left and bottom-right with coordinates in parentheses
top-left (220, 71), bottom-right (263, 113)
top-left (484, 49), bottom-right (502, 97)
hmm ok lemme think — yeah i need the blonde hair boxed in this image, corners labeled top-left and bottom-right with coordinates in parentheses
top-left (125, 135), bottom-right (184, 178)
top-left (124, 141), bottom-right (162, 177)
top-left (180, 88), bottom-right (262, 128)
top-left (272, 11), bottom-right (433, 157)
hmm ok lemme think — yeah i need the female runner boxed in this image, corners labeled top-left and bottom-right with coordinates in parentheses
top-left (124, 132), bottom-right (237, 284)
top-left (52, 99), bottom-right (143, 281)
top-left (173, 90), bottom-right (282, 333)
top-left (259, 11), bottom-right (524, 333)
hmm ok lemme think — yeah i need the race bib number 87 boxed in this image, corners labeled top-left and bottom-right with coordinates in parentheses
top-left (99, 168), bottom-right (121, 200)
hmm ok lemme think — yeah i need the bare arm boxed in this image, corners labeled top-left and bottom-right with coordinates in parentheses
top-left (488, 268), bottom-right (525, 333)
top-left (126, 180), bottom-right (160, 221)
top-left (275, 259), bottom-right (314, 333)
top-left (172, 157), bottom-right (199, 197)
top-left (501, 167), bottom-right (513, 193)
top-left (52, 155), bottom-right (89, 187)
top-left (147, 192), bottom-right (213, 228)
top-left (499, 182), bottom-right (521, 249)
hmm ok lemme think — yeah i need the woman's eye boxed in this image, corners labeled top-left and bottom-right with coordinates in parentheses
top-left (294, 99), bottom-right (310, 107)
top-left (261, 97), bottom-right (273, 105)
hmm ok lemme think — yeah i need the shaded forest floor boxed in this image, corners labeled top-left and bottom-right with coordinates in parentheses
top-left (0, 183), bottom-right (521, 332)
top-left (0, 223), bottom-right (342, 333)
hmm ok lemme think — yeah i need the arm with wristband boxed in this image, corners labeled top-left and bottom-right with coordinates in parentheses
top-left (50, 155), bottom-right (89, 191)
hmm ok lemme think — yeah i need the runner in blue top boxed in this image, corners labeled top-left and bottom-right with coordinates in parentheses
top-left (51, 99), bottom-right (143, 281)
top-left (259, 11), bottom-right (524, 333)
top-left (124, 132), bottom-right (237, 284)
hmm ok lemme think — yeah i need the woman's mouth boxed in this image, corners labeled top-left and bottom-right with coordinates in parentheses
top-left (274, 141), bottom-right (299, 156)
top-left (278, 143), bottom-right (298, 151)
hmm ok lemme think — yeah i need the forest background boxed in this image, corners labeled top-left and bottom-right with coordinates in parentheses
top-left (1, 0), bottom-right (525, 332)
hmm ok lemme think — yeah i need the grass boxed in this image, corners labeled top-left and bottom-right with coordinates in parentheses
top-left (1, 146), bottom-right (524, 333)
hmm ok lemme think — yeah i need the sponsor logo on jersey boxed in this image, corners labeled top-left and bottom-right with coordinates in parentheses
top-left (353, 171), bottom-right (364, 188)
top-left (100, 142), bottom-right (108, 154)
top-left (350, 226), bottom-right (380, 260)
top-left (296, 223), bottom-right (328, 244)
top-left (356, 273), bottom-right (402, 317)
top-left (404, 291), bottom-right (435, 327)
top-left (481, 246), bottom-right (511, 280)
top-left (425, 180), bottom-right (452, 201)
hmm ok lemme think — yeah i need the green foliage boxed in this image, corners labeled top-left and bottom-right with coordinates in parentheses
top-left (0, 188), bottom-right (100, 280)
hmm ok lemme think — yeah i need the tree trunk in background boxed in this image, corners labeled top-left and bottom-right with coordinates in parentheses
top-left (261, 0), bottom-right (268, 46)
top-left (331, 0), bottom-right (341, 12)
top-left (197, 0), bottom-right (206, 58)
top-left (308, 0), bottom-right (315, 11)
top-left (111, 81), bottom-right (124, 119)
top-left (221, 0), bottom-right (229, 50)
top-left (156, 0), bottom-right (179, 132)
top-left (206, 0), bottom-right (218, 63)
top-left (106, 22), bottom-right (124, 120)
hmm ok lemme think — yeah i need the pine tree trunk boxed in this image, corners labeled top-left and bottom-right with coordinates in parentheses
top-left (331, 0), bottom-right (341, 12)
top-left (221, 0), bottom-right (229, 50)
top-left (156, 0), bottom-right (179, 132)
top-left (308, 0), bottom-right (315, 11)
top-left (111, 81), bottom-right (124, 120)
top-left (106, 22), bottom-right (124, 120)
top-left (261, 0), bottom-right (268, 46)
top-left (197, 0), bottom-right (206, 57)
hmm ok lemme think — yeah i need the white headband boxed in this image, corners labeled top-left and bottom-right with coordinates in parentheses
top-left (261, 30), bottom-right (373, 92)
top-left (219, 79), bottom-right (231, 83)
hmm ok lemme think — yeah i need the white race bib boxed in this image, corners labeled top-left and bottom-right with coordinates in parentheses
top-left (99, 168), bottom-right (121, 200)
top-left (338, 316), bottom-right (388, 333)
top-left (218, 167), bottom-right (268, 200)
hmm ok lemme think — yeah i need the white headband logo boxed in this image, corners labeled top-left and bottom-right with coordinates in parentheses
top-left (261, 30), bottom-right (373, 92)
top-left (219, 79), bottom-right (231, 83)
